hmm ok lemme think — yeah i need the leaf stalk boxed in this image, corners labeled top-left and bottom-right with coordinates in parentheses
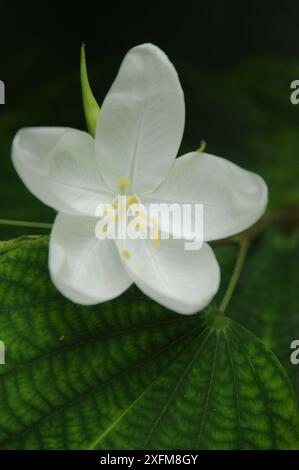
top-left (218, 237), bottom-right (250, 315)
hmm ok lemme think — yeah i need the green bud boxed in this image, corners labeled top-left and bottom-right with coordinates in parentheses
top-left (80, 44), bottom-right (100, 137)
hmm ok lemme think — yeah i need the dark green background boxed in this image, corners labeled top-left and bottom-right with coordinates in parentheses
top-left (1, 0), bottom-right (299, 239)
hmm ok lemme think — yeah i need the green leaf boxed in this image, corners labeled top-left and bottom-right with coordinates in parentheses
top-left (0, 238), bottom-right (298, 450)
top-left (228, 229), bottom-right (299, 402)
top-left (80, 44), bottom-right (100, 137)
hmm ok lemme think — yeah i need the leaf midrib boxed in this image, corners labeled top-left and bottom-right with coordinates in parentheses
top-left (142, 328), bottom-right (213, 448)
top-left (88, 326), bottom-right (211, 450)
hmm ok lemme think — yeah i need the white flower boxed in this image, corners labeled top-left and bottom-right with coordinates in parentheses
top-left (12, 43), bottom-right (268, 314)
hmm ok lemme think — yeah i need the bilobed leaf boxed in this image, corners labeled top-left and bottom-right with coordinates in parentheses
top-left (80, 44), bottom-right (100, 137)
top-left (0, 238), bottom-right (298, 450)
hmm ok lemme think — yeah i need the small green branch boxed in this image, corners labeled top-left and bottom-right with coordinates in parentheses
top-left (218, 237), bottom-right (250, 315)
top-left (0, 219), bottom-right (52, 230)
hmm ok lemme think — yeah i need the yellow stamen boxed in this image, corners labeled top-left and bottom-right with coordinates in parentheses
top-left (99, 224), bottom-right (108, 234)
top-left (119, 177), bottom-right (130, 194)
top-left (127, 195), bottom-right (138, 207)
top-left (135, 220), bottom-right (141, 231)
top-left (122, 250), bottom-right (131, 259)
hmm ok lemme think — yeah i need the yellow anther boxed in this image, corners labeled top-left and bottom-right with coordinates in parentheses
top-left (99, 224), bottom-right (108, 234)
top-left (119, 177), bottom-right (129, 187)
top-left (122, 250), bottom-right (131, 259)
top-left (135, 220), bottom-right (142, 231)
top-left (119, 177), bottom-right (130, 194)
top-left (127, 195), bottom-right (138, 207)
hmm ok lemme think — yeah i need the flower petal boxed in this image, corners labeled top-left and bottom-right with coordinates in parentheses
top-left (49, 213), bottom-right (132, 304)
top-left (95, 43), bottom-right (185, 194)
top-left (116, 238), bottom-right (220, 314)
top-left (12, 127), bottom-right (112, 216)
top-left (143, 152), bottom-right (268, 241)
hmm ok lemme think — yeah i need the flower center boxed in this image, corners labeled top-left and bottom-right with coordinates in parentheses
top-left (97, 177), bottom-right (161, 248)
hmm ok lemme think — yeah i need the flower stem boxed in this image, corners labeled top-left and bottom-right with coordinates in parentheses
top-left (218, 237), bottom-right (250, 315)
top-left (0, 219), bottom-right (52, 230)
